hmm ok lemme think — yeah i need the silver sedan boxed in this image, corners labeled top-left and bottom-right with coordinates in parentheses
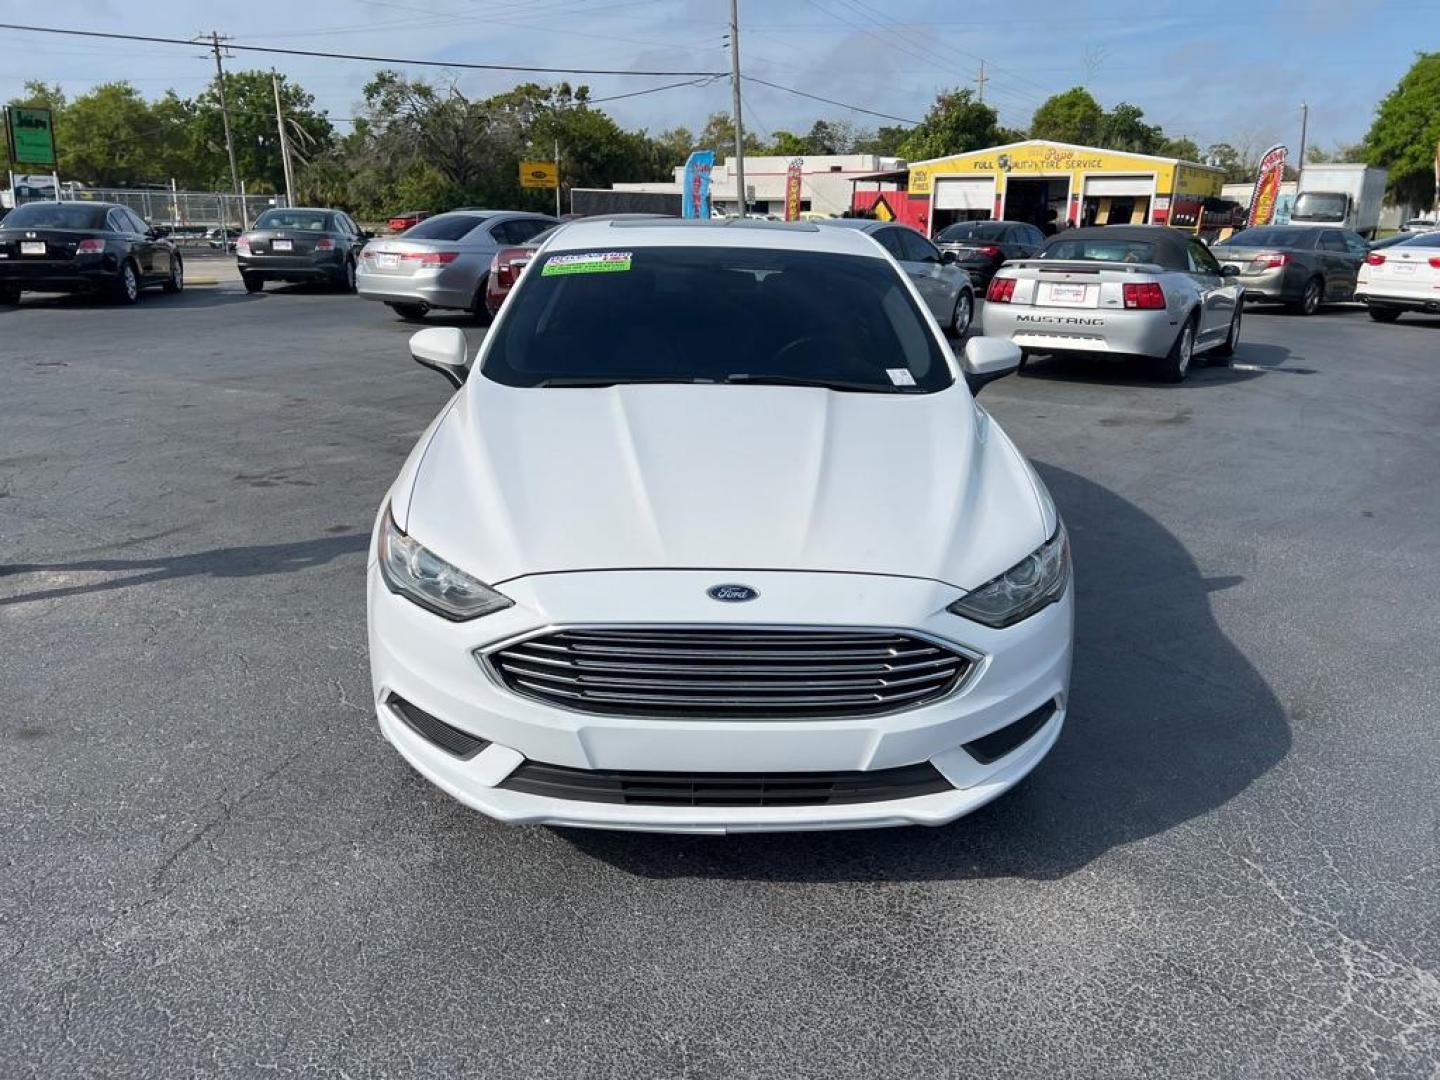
top-left (814, 219), bottom-right (976, 335)
top-left (357, 210), bottom-right (557, 323)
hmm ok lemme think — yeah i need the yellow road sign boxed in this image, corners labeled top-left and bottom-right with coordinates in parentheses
top-left (520, 161), bottom-right (558, 189)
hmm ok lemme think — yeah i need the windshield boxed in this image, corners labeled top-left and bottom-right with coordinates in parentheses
top-left (1292, 193), bottom-right (1348, 222)
top-left (482, 245), bottom-right (952, 394)
top-left (937, 222), bottom-right (1005, 242)
top-left (1040, 238), bottom-right (1155, 263)
top-left (1216, 228), bottom-right (1316, 249)
top-left (404, 215), bottom-right (487, 241)
top-left (254, 209), bottom-right (334, 231)
top-left (2, 203), bottom-right (109, 230)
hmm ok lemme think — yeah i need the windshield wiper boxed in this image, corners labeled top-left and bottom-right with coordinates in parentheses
top-left (534, 376), bottom-right (708, 388)
top-left (721, 374), bottom-right (903, 393)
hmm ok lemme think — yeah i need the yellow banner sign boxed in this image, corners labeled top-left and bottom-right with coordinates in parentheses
top-left (520, 161), bottom-right (558, 189)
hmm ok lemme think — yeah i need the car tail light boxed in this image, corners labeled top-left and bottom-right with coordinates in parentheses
top-left (236, 235), bottom-right (252, 256)
top-left (491, 246), bottom-right (531, 287)
top-left (1252, 252), bottom-right (1289, 268)
top-left (401, 251), bottom-right (459, 266)
top-left (75, 239), bottom-right (105, 254)
top-left (986, 277), bottom-right (1017, 303)
top-left (1365, 253), bottom-right (1386, 266)
top-left (315, 237), bottom-right (336, 251)
top-left (1122, 282), bottom-right (1166, 309)
top-left (977, 245), bottom-right (1002, 258)
top-left (1429, 257), bottom-right (1440, 269)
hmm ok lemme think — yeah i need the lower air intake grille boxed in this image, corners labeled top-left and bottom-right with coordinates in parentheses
top-left (484, 627), bottom-right (973, 719)
top-left (498, 760), bottom-right (954, 807)
top-left (387, 694), bottom-right (489, 759)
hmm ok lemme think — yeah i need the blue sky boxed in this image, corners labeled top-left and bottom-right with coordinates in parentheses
top-left (1, 0), bottom-right (1432, 160)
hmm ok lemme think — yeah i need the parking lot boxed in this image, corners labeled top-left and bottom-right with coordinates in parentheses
top-left (3, 283), bottom-right (1438, 1077)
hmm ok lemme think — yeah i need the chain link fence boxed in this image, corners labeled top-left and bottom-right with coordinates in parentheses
top-left (11, 186), bottom-right (287, 237)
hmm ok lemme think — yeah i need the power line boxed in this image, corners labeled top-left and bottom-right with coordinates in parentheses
top-left (743, 76), bottom-right (919, 126)
top-left (0, 22), bottom-right (726, 77)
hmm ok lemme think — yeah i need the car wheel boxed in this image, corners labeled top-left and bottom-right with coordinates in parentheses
top-left (388, 302), bottom-right (428, 322)
top-left (162, 255), bottom-right (184, 294)
top-left (1210, 307), bottom-right (1241, 362)
top-left (1368, 306), bottom-right (1402, 323)
top-left (242, 272), bottom-right (265, 294)
top-left (1155, 315), bottom-right (1196, 383)
top-left (1289, 276), bottom-right (1322, 316)
top-left (471, 275), bottom-right (494, 326)
top-left (113, 261), bottom-right (141, 305)
top-left (949, 288), bottom-right (974, 337)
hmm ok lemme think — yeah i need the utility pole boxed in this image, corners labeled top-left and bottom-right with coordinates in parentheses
top-left (272, 71), bottom-right (296, 208)
top-left (1296, 101), bottom-right (1309, 171)
top-left (976, 60), bottom-right (988, 104)
top-left (206, 32), bottom-right (242, 219)
top-left (728, 0), bottom-right (746, 217)
top-left (554, 137), bottom-right (562, 218)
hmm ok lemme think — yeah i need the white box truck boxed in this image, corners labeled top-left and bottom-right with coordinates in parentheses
top-left (1289, 164), bottom-right (1387, 238)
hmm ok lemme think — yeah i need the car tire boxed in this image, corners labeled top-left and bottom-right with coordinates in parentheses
top-left (949, 288), bottom-right (974, 337)
top-left (113, 260), bottom-right (141, 305)
top-left (1289, 276), bottom-right (1322, 316)
top-left (388, 302), bottom-right (428, 322)
top-left (336, 258), bottom-right (356, 293)
top-left (162, 255), bottom-right (184, 294)
top-left (470, 275), bottom-right (493, 326)
top-left (242, 272), bottom-right (265, 294)
top-left (1210, 307), bottom-right (1241, 362)
top-left (1368, 305), bottom-right (1401, 323)
top-left (1155, 314), bottom-right (1196, 383)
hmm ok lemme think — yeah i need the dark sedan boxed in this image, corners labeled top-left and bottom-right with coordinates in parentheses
top-left (236, 207), bottom-right (369, 293)
top-left (933, 220), bottom-right (1045, 287)
top-left (1212, 225), bottom-right (1367, 314)
top-left (0, 200), bottom-right (183, 306)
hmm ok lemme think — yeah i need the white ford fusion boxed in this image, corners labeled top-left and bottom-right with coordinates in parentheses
top-left (367, 219), bottom-right (1073, 833)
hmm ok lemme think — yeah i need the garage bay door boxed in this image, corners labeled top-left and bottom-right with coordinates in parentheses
top-left (1083, 175), bottom-right (1153, 197)
top-left (933, 177), bottom-right (995, 211)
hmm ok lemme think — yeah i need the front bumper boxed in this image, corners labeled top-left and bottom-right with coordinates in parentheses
top-left (980, 302), bottom-right (1181, 359)
top-left (367, 564), bottom-right (1074, 833)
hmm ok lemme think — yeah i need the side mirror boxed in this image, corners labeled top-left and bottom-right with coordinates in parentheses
top-left (961, 336), bottom-right (1021, 396)
top-left (409, 327), bottom-right (470, 389)
top-left (940, 249), bottom-right (958, 264)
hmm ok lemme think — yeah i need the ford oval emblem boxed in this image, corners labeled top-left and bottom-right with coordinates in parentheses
top-left (707, 584), bottom-right (758, 603)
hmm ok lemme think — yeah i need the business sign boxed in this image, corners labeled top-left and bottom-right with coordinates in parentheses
top-left (5, 106), bottom-right (57, 167)
top-left (1247, 144), bottom-right (1287, 228)
top-left (783, 159), bottom-right (803, 221)
top-left (682, 150), bottom-right (714, 219)
top-left (519, 161), bottom-right (558, 189)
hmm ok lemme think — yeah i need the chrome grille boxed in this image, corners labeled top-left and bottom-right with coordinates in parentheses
top-left (484, 627), bottom-right (973, 719)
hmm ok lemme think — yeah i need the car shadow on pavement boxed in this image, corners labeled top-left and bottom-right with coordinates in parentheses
top-left (562, 464), bottom-right (1291, 882)
top-left (0, 532), bottom-right (369, 607)
top-left (1017, 350), bottom-right (1268, 387)
top-left (5, 290), bottom-right (269, 312)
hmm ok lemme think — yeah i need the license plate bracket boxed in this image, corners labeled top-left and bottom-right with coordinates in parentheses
top-left (272, 239), bottom-right (293, 252)
top-left (1047, 282), bottom-right (1087, 303)
top-left (20, 241), bottom-right (46, 255)
top-left (375, 253), bottom-right (399, 270)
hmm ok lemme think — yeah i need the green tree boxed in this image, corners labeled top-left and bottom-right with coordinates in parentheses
top-left (898, 89), bottom-right (1000, 160)
top-left (1204, 142), bottom-right (1258, 183)
top-left (853, 125), bottom-right (909, 156)
top-left (1363, 51), bottom-right (1440, 208)
top-left (1029, 87), bottom-right (1103, 145)
top-left (1099, 102), bottom-right (1163, 154)
top-left (1159, 136), bottom-right (1201, 162)
top-left (193, 70), bottom-right (333, 193)
top-left (698, 112), bottom-right (765, 160)
top-left (767, 130), bottom-right (809, 156)
top-left (59, 82), bottom-right (177, 186)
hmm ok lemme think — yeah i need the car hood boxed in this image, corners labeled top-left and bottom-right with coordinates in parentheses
top-left (398, 380), bottom-right (1051, 592)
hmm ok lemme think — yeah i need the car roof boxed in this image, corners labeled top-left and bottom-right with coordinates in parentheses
top-left (545, 217), bottom-right (885, 257)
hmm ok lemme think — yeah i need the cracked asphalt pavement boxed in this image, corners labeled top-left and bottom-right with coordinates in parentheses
top-left (2, 283), bottom-right (1438, 1078)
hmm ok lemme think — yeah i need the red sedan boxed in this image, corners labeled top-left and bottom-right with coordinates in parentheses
top-left (387, 210), bottom-right (432, 233)
top-left (484, 227), bottom-right (556, 315)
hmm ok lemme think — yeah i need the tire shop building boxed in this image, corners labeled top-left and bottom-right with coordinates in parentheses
top-left (851, 139), bottom-right (1225, 237)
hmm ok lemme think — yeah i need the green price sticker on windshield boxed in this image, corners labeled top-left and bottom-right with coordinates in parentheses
top-left (542, 251), bottom-right (632, 276)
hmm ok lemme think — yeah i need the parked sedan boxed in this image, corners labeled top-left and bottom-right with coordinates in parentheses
top-left (484, 226), bottom-right (556, 316)
top-left (0, 200), bottom-right (183, 306)
top-left (357, 210), bottom-right (557, 323)
top-left (980, 225), bottom-right (1242, 382)
top-left (388, 210), bottom-right (432, 232)
top-left (815, 219), bottom-right (976, 335)
top-left (235, 207), bottom-right (368, 293)
top-left (1356, 232), bottom-right (1440, 321)
top-left (933, 219), bottom-right (1045, 287)
top-left (1212, 225), bottom-right (1367, 314)
top-left (370, 218), bottom-right (1069, 833)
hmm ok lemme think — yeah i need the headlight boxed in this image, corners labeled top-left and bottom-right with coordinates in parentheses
top-left (377, 505), bottom-right (513, 621)
top-left (947, 523), bottom-right (1069, 628)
